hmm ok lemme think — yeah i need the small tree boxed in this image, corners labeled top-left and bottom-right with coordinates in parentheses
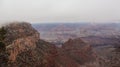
top-left (0, 27), bottom-right (6, 52)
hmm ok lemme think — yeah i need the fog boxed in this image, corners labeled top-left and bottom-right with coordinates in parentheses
top-left (0, 0), bottom-right (120, 24)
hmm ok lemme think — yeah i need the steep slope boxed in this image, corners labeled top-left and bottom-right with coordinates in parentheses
top-left (0, 22), bottom-right (58, 67)
top-left (98, 47), bottom-right (120, 67)
top-left (60, 38), bottom-right (99, 67)
top-left (81, 36), bottom-right (120, 67)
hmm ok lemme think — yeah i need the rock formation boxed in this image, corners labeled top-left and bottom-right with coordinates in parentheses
top-left (61, 38), bottom-right (99, 67)
top-left (0, 22), bottom-right (100, 67)
top-left (0, 22), bottom-right (58, 67)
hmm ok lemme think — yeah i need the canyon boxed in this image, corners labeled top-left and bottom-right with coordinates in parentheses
top-left (0, 22), bottom-right (120, 67)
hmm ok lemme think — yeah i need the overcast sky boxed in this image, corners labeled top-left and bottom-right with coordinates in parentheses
top-left (0, 0), bottom-right (120, 24)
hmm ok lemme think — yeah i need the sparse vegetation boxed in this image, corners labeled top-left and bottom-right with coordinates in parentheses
top-left (0, 27), bottom-right (6, 52)
top-left (0, 27), bottom-right (8, 67)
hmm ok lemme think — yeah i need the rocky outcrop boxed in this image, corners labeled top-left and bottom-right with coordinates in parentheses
top-left (63, 38), bottom-right (99, 67)
top-left (3, 22), bottom-right (39, 62)
top-left (0, 22), bottom-right (58, 67)
top-left (54, 38), bottom-right (99, 67)
top-left (4, 22), bottom-right (40, 46)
